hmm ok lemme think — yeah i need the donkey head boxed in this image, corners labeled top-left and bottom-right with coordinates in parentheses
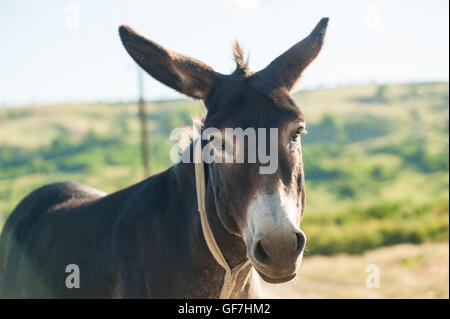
top-left (119, 18), bottom-right (328, 283)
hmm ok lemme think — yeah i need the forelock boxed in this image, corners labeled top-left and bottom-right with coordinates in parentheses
top-left (232, 40), bottom-right (249, 74)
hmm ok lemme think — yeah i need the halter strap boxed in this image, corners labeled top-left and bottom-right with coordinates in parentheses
top-left (193, 135), bottom-right (250, 299)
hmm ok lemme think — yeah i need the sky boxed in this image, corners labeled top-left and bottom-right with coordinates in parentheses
top-left (0, 0), bottom-right (448, 106)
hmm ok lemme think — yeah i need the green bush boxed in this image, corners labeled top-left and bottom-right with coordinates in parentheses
top-left (371, 139), bottom-right (449, 173)
top-left (303, 199), bottom-right (449, 256)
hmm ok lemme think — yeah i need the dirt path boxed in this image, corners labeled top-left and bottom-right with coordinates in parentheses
top-left (260, 242), bottom-right (449, 298)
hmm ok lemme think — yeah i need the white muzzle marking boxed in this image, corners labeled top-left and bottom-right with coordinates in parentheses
top-left (244, 190), bottom-right (301, 256)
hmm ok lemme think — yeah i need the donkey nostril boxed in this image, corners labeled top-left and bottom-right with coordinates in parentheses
top-left (254, 240), bottom-right (269, 263)
top-left (296, 232), bottom-right (306, 253)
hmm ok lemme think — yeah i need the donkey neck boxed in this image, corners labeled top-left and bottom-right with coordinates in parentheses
top-left (173, 161), bottom-right (258, 298)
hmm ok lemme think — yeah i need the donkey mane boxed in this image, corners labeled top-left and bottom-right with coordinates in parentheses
top-left (177, 116), bottom-right (204, 154)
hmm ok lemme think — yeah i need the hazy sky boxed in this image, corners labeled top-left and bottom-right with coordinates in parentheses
top-left (0, 0), bottom-right (448, 106)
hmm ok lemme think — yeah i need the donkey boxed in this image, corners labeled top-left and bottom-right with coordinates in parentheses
top-left (0, 18), bottom-right (328, 298)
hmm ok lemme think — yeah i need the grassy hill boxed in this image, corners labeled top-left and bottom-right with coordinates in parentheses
top-left (0, 82), bottom-right (448, 255)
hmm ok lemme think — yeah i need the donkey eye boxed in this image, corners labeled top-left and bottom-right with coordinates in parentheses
top-left (209, 135), bottom-right (225, 150)
top-left (291, 128), bottom-right (304, 142)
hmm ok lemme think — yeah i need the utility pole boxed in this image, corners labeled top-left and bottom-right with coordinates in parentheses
top-left (138, 67), bottom-right (150, 177)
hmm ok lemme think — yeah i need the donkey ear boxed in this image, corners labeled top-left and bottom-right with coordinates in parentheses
top-left (119, 25), bottom-right (218, 100)
top-left (258, 18), bottom-right (329, 91)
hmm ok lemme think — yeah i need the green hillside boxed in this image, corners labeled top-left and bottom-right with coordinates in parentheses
top-left (0, 82), bottom-right (448, 255)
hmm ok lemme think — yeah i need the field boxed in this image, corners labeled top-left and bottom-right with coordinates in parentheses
top-left (0, 82), bottom-right (448, 258)
top-left (261, 242), bottom-right (449, 299)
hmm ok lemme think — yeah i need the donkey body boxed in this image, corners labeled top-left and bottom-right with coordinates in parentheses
top-left (0, 164), bottom-right (258, 298)
top-left (0, 18), bottom-right (328, 298)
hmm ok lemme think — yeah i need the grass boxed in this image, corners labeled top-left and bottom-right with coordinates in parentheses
top-left (303, 199), bottom-right (449, 255)
top-left (0, 82), bottom-right (448, 255)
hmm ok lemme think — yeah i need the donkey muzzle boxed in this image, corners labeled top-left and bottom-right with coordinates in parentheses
top-left (243, 193), bottom-right (306, 283)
